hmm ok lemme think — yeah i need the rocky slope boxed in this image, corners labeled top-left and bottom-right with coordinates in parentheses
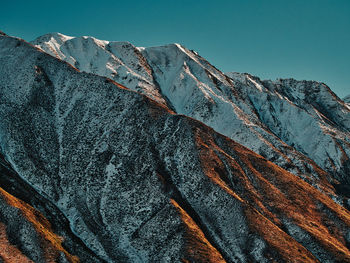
top-left (32, 33), bottom-right (350, 198)
top-left (0, 31), bottom-right (349, 262)
top-left (0, 153), bottom-right (104, 263)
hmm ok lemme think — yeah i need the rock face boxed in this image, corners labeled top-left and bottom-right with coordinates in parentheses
top-left (0, 32), bottom-right (349, 262)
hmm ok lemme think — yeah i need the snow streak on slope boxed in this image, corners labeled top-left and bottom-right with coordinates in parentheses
top-left (2, 33), bottom-right (350, 262)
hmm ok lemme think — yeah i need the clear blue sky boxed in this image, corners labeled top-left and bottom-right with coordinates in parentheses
top-left (2, 0), bottom-right (349, 97)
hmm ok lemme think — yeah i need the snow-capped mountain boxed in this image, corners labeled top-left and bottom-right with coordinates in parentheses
top-left (32, 33), bottom-right (350, 196)
top-left (31, 33), bottom-right (167, 105)
top-left (0, 31), bottom-right (350, 262)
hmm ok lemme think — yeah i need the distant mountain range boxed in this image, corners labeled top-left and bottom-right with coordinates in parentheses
top-left (0, 30), bottom-right (349, 262)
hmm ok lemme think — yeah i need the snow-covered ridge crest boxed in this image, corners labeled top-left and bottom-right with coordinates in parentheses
top-left (32, 32), bottom-right (167, 106)
top-left (32, 32), bottom-right (350, 196)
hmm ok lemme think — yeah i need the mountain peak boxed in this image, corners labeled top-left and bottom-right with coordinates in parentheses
top-left (31, 32), bottom-right (73, 43)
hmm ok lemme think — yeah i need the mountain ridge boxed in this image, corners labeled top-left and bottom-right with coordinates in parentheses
top-left (32, 33), bottom-right (350, 200)
top-left (0, 31), bottom-right (349, 262)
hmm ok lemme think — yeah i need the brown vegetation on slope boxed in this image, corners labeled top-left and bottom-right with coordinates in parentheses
top-left (192, 122), bottom-right (350, 262)
top-left (0, 187), bottom-right (79, 263)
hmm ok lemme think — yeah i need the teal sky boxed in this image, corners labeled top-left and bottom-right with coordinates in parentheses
top-left (2, 0), bottom-right (349, 98)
